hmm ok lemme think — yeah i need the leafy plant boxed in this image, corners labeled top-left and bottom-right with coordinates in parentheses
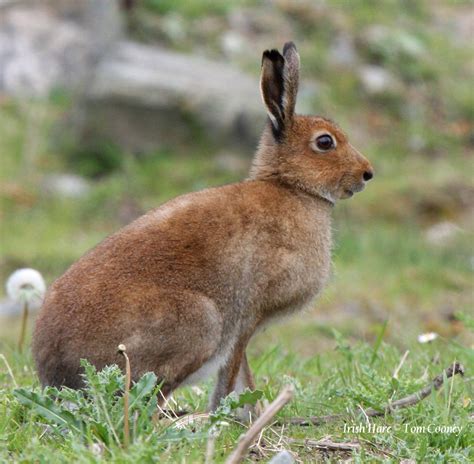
top-left (13, 360), bottom-right (163, 447)
top-left (210, 388), bottom-right (263, 424)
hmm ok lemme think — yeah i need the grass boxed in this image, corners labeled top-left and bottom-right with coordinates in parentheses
top-left (0, 321), bottom-right (472, 462)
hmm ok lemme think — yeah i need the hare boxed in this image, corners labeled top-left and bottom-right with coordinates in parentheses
top-left (33, 42), bottom-right (373, 411)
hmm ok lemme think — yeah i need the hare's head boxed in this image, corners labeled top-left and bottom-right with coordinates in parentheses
top-left (250, 42), bottom-right (373, 205)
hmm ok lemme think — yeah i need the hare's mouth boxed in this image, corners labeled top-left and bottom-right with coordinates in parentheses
top-left (343, 182), bottom-right (365, 198)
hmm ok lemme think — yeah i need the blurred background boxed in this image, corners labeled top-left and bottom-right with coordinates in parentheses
top-left (0, 0), bottom-right (472, 351)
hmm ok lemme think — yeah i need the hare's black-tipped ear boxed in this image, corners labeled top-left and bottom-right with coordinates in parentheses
top-left (260, 42), bottom-right (300, 140)
top-left (260, 49), bottom-right (285, 139)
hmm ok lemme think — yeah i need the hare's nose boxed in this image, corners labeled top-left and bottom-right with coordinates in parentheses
top-left (363, 170), bottom-right (374, 181)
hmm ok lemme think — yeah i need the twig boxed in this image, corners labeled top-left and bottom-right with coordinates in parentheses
top-left (284, 362), bottom-right (465, 426)
top-left (288, 437), bottom-right (360, 452)
top-left (18, 301), bottom-right (29, 352)
top-left (118, 344), bottom-right (131, 449)
top-left (359, 437), bottom-right (397, 459)
top-left (225, 385), bottom-right (294, 464)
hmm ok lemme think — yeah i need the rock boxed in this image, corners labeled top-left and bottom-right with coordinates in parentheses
top-left (268, 450), bottom-right (295, 464)
top-left (425, 221), bottom-right (462, 246)
top-left (0, 0), bottom-right (122, 97)
top-left (221, 30), bottom-right (246, 56)
top-left (41, 174), bottom-right (91, 199)
top-left (329, 34), bottom-right (358, 67)
top-left (81, 41), bottom-right (264, 153)
top-left (358, 65), bottom-right (402, 95)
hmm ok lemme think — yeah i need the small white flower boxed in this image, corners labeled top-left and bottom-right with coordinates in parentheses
top-left (417, 332), bottom-right (438, 344)
top-left (6, 268), bottom-right (46, 309)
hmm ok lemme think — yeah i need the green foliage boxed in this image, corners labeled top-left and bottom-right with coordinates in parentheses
top-left (143, 0), bottom-right (256, 18)
top-left (210, 388), bottom-right (263, 424)
top-left (13, 360), bottom-right (163, 447)
top-left (1, 329), bottom-right (472, 462)
top-left (456, 312), bottom-right (474, 331)
top-left (67, 143), bottom-right (124, 179)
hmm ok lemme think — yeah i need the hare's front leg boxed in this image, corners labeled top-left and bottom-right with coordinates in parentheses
top-left (210, 346), bottom-right (258, 419)
top-left (235, 352), bottom-right (255, 393)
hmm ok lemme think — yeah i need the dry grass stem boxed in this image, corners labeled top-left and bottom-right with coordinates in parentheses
top-left (225, 384), bottom-right (294, 464)
top-left (392, 350), bottom-right (410, 379)
top-left (0, 353), bottom-right (18, 388)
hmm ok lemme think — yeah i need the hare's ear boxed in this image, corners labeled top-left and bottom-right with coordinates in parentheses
top-left (282, 41), bottom-right (300, 121)
top-left (260, 42), bottom-right (300, 140)
top-left (260, 48), bottom-right (285, 138)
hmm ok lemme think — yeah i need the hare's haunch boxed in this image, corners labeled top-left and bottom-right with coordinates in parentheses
top-left (33, 43), bottom-right (373, 411)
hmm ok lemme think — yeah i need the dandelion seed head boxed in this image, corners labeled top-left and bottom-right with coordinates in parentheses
top-left (6, 268), bottom-right (46, 309)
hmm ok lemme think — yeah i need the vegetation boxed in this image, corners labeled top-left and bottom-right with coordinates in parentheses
top-left (0, 0), bottom-right (472, 462)
top-left (1, 323), bottom-right (472, 462)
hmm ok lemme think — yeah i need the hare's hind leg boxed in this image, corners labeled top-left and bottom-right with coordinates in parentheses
top-left (122, 289), bottom-right (224, 393)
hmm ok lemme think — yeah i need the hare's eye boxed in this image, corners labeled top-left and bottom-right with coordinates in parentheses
top-left (315, 134), bottom-right (335, 152)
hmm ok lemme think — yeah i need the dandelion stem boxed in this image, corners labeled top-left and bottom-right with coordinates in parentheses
top-left (18, 301), bottom-right (29, 352)
top-left (118, 344), bottom-right (131, 449)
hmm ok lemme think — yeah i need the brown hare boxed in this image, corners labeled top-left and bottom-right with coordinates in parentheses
top-left (33, 42), bottom-right (373, 411)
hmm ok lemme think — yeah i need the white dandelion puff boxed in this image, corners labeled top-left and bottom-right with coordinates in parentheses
top-left (6, 268), bottom-right (46, 310)
top-left (417, 332), bottom-right (438, 344)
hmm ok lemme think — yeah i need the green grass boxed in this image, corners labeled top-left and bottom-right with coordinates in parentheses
top-left (0, 322), bottom-right (472, 462)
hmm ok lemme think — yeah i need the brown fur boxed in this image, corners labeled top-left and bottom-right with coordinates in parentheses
top-left (32, 43), bottom-right (373, 410)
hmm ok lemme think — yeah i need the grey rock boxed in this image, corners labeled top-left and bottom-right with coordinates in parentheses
top-left (41, 173), bottom-right (91, 199)
top-left (268, 450), bottom-right (295, 464)
top-left (0, 0), bottom-right (122, 97)
top-left (329, 34), bottom-right (358, 67)
top-left (425, 221), bottom-right (462, 246)
top-left (221, 30), bottom-right (246, 56)
top-left (358, 65), bottom-right (402, 95)
top-left (81, 41), bottom-right (264, 152)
